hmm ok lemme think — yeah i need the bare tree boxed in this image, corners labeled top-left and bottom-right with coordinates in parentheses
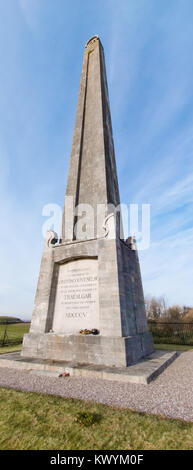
top-left (145, 296), bottom-right (193, 323)
top-left (145, 295), bottom-right (167, 320)
top-left (182, 308), bottom-right (193, 322)
top-left (162, 305), bottom-right (184, 322)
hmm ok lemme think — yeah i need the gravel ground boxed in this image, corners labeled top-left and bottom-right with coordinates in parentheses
top-left (0, 351), bottom-right (193, 422)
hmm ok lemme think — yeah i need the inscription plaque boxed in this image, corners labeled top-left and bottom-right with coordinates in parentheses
top-left (52, 258), bottom-right (99, 334)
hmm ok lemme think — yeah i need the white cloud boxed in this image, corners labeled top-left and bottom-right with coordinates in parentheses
top-left (18, 0), bottom-right (40, 31)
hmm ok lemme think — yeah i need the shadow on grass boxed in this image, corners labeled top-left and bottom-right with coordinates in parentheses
top-left (74, 411), bottom-right (102, 427)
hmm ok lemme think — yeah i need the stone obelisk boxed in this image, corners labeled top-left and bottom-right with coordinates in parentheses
top-left (22, 36), bottom-right (154, 366)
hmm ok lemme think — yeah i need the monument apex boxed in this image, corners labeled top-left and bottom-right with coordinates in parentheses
top-left (62, 35), bottom-right (121, 241)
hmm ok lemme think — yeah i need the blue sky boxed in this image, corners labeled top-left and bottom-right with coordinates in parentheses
top-left (0, 0), bottom-right (193, 319)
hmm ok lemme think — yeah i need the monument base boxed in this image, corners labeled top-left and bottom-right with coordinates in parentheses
top-left (0, 350), bottom-right (178, 385)
top-left (23, 233), bottom-right (154, 369)
top-left (21, 331), bottom-right (154, 368)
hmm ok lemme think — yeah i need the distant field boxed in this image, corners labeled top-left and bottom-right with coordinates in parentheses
top-left (0, 322), bottom-right (30, 347)
top-left (0, 316), bottom-right (22, 323)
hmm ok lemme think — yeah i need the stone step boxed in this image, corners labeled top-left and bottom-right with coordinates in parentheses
top-left (0, 350), bottom-right (178, 384)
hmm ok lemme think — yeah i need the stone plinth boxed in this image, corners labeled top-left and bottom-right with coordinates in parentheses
top-left (22, 332), bottom-right (153, 368)
top-left (22, 228), bottom-right (154, 366)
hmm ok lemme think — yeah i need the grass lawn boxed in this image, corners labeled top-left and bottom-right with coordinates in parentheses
top-left (0, 344), bottom-right (22, 354)
top-left (0, 387), bottom-right (193, 450)
top-left (0, 322), bottom-right (30, 346)
top-left (154, 343), bottom-right (193, 351)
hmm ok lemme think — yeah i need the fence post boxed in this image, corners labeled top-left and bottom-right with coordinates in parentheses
top-left (2, 322), bottom-right (8, 347)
